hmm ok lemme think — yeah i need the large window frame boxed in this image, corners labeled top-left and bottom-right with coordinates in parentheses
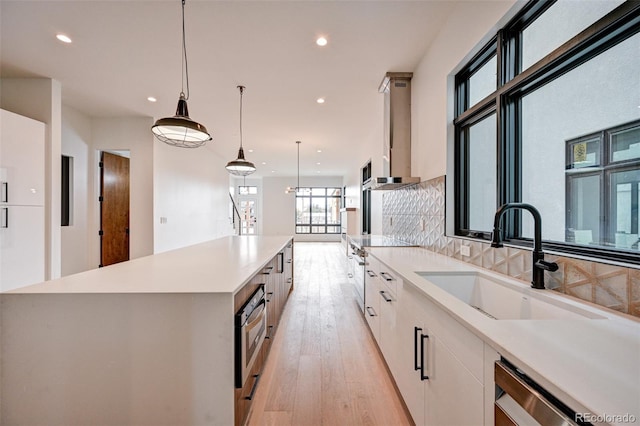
top-left (295, 187), bottom-right (342, 234)
top-left (454, 0), bottom-right (640, 263)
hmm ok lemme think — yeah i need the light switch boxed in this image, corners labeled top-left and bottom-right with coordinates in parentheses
top-left (460, 245), bottom-right (471, 257)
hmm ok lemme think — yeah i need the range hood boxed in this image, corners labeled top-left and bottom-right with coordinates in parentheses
top-left (367, 72), bottom-right (421, 190)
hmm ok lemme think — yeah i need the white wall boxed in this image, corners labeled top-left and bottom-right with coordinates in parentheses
top-left (61, 106), bottom-right (93, 274)
top-left (91, 118), bottom-right (154, 261)
top-left (412, 1), bottom-right (516, 182)
top-left (0, 78), bottom-right (63, 280)
top-left (153, 142), bottom-right (233, 253)
top-left (262, 175), bottom-right (344, 241)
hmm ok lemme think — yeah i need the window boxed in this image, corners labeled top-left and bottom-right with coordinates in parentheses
top-left (295, 187), bottom-right (342, 234)
top-left (454, 0), bottom-right (640, 262)
top-left (61, 155), bottom-right (73, 226)
top-left (238, 185), bottom-right (258, 195)
top-left (566, 121), bottom-right (640, 249)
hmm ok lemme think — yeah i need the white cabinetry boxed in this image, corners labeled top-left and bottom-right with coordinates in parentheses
top-left (364, 255), bottom-right (381, 342)
top-left (0, 109), bottom-right (46, 291)
top-left (365, 254), bottom-right (485, 426)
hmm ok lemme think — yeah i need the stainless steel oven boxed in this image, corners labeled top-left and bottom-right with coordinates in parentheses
top-left (235, 284), bottom-right (267, 389)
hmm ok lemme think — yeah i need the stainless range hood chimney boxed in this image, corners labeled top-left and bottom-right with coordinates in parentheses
top-left (369, 72), bottom-right (421, 190)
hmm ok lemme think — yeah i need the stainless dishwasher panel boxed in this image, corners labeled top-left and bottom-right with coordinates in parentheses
top-left (495, 360), bottom-right (590, 426)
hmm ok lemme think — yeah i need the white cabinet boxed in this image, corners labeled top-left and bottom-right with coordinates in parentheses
top-left (366, 254), bottom-right (485, 426)
top-left (0, 205), bottom-right (45, 291)
top-left (377, 267), bottom-right (400, 376)
top-left (364, 256), bottom-right (381, 342)
top-left (0, 109), bottom-right (46, 291)
top-left (0, 109), bottom-right (45, 206)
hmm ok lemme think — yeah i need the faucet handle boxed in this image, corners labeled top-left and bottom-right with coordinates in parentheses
top-left (535, 259), bottom-right (558, 272)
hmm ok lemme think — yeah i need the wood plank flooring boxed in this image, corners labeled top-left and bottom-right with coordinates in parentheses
top-left (247, 242), bottom-right (412, 426)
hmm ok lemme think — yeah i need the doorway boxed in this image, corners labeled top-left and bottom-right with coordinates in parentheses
top-left (99, 151), bottom-right (130, 267)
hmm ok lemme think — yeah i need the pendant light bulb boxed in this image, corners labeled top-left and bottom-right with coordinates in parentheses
top-left (151, 0), bottom-right (211, 148)
top-left (226, 85), bottom-right (256, 176)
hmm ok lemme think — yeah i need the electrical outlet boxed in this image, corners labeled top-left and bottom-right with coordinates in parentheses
top-left (160, 217), bottom-right (168, 224)
top-left (421, 217), bottom-right (426, 232)
top-left (460, 245), bottom-right (471, 257)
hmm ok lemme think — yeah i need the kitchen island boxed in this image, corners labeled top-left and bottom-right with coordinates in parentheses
top-left (0, 235), bottom-right (293, 426)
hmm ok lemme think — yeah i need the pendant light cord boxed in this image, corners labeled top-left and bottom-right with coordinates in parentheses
top-left (181, 0), bottom-right (190, 100)
top-left (296, 140), bottom-right (301, 189)
top-left (238, 86), bottom-right (245, 148)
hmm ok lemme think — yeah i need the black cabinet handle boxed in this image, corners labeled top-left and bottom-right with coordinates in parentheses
top-left (286, 259), bottom-right (292, 264)
top-left (262, 266), bottom-right (274, 275)
top-left (366, 307), bottom-right (377, 317)
top-left (287, 278), bottom-right (292, 284)
top-left (366, 270), bottom-right (377, 278)
top-left (244, 373), bottom-right (261, 400)
top-left (380, 272), bottom-right (395, 282)
top-left (420, 333), bottom-right (430, 381)
top-left (379, 290), bottom-right (393, 302)
top-left (1, 182), bottom-right (7, 203)
top-left (414, 327), bottom-right (422, 371)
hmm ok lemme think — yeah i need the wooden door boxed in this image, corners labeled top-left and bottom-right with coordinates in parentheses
top-left (100, 152), bottom-right (130, 266)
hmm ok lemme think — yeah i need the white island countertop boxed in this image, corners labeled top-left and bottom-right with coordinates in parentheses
top-left (368, 246), bottom-right (640, 426)
top-left (5, 235), bottom-right (292, 295)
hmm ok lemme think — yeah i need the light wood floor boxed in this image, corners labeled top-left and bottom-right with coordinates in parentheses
top-left (247, 242), bottom-right (412, 426)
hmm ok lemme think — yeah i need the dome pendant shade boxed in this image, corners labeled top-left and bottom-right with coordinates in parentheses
top-left (151, 95), bottom-right (211, 148)
top-left (226, 146), bottom-right (256, 176)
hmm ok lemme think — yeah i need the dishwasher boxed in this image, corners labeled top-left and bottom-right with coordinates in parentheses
top-left (495, 359), bottom-right (592, 426)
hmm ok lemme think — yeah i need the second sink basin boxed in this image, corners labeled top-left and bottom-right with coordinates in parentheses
top-left (415, 271), bottom-right (606, 320)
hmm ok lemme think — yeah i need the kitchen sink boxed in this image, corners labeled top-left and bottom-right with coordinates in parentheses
top-left (415, 271), bottom-right (606, 320)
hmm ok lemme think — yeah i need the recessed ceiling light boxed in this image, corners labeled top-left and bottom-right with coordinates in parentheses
top-left (56, 34), bottom-right (72, 44)
top-left (317, 149), bottom-right (322, 153)
top-left (316, 171), bottom-right (321, 174)
top-left (316, 37), bottom-right (328, 47)
top-left (261, 162), bottom-right (267, 165)
top-left (316, 162), bottom-right (321, 165)
top-left (316, 98), bottom-right (325, 104)
top-left (248, 149), bottom-right (254, 153)
top-left (271, 170), bottom-right (275, 173)
top-left (147, 96), bottom-right (157, 102)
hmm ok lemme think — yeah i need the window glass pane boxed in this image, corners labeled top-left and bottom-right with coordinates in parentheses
top-left (522, 0), bottom-right (623, 70)
top-left (326, 197), bottom-right (340, 224)
top-left (469, 55), bottom-right (497, 108)
top-left (296, 198), bottom-right (310, 224)
top-left (521, 34), bottom-right (640, 245)
top-left (327, 188), bottom-right (341, 196)
top-left (311, 197), bottom-right (326, 224)
top-left (326, 226), bottom-right (341, 233)
top-left (297, 188), bottom-right (311, 196)
top-left (567, 137), bottom-right (600, 169)
top-left (238, 186), bottom-right (258, 195)
top-left (567, 174), bottom-right (600, 244)
top-left (467, 113), bottom-right (497, 231)
top-left (611, 169), bottom-right (640, 250)
top-left (611, 125), bottom-right (640, 162)
top-left (296, 226), bottom-right (310, 234)
top-left (311, 188), bottom-right (326, 196)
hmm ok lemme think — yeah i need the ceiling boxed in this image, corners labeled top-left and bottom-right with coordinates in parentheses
top-left (1, 0), bottom-right (457, 178)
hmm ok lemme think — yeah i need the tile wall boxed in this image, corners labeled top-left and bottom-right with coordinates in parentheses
top-left (382, 175), bottom-right (640, 318)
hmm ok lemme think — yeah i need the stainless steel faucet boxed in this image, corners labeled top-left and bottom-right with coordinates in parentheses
top-left (491, 203), bottom-right (558, 289)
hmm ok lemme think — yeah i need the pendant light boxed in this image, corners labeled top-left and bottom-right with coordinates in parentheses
top-left (226, 85), bottom-right (256, 176)
top-left (285, 141), bottom-right (302, 194)
top-left (151, 0), bottom-right (211, 148)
